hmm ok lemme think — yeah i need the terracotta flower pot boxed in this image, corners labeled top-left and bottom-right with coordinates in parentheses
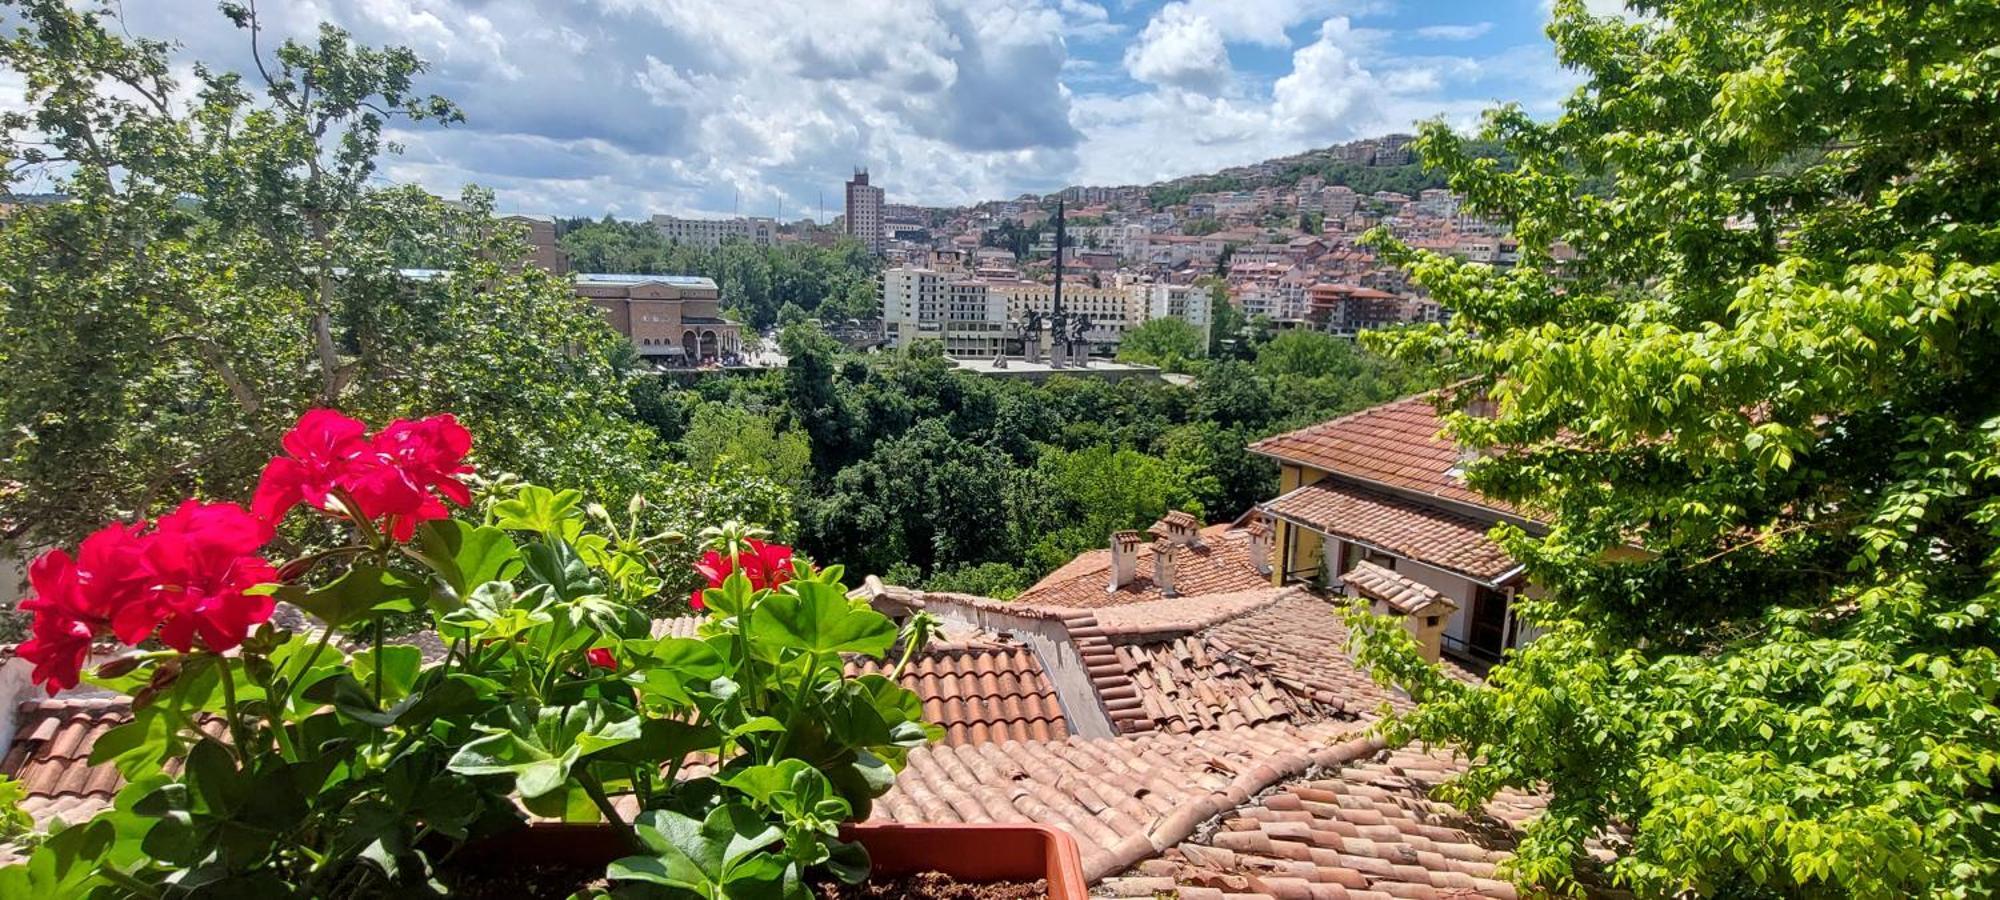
top-left (841, 822), bottom-right (1087, 900)
top-left (450, 821), bottom-right (1088, 899)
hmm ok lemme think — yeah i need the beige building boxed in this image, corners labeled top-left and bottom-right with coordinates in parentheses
top-left (650, 214), bottom-right (776, 249)
top-left (574, 273), bottom-right (741, 363)
top-left (502, 214), bottom-right (570, 275)
top-left (845, 169), bottom-right (885, 255)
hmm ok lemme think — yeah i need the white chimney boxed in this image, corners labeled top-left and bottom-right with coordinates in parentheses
top-left (1152, 538), bottom-right (1179, 597)
top-left (1108, 530), bottom-right (1142, 591)
top-left (1246, 517), bottom-right (1272, 575)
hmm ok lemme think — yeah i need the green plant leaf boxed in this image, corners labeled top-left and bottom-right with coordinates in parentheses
top-left (747, 581), bottom-right (897, 656)
top-left (281, 565), bottom-right (427, 628)
top-left (411, 519), bottom-right (522, 602)
top-left (492, 485), bottom-right (585, 539)
top-left (440, 582), bottom-right (556, 642)
top-left (609, 804), bottom-right (786, 896)
top-left (446, 701), bottom-right (642, 798)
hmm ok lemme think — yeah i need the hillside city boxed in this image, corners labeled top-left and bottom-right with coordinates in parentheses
top-left (0, 2), bottom-right (1992, 899)
top-left (517, 133), bottom-right (1507, 372)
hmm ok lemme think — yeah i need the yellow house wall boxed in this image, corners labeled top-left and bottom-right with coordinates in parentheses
top-left (1269, 462), bottom-right (1330, 585)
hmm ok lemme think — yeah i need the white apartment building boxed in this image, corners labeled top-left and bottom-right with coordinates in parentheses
top-left (650, 214), bottom-right (776, 249)
top-left (1138, 282), bottom-right (1214, 346)
top-left (881, 268), bottom-right (1007, 358)
top-left (882, 268), bottom-right (1217, 359)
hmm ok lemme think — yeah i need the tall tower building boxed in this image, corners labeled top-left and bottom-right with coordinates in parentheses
top-left (845, 168), bottom-right (885, 255)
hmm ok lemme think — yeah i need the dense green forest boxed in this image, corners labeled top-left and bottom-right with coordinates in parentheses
top-left (633, 324), bottom-right (1426, 598)
top-left (557, 217), bottom-right (882, 329)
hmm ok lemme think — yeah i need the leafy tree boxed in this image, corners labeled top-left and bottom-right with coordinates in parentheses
top-left (0, 1), bottom-right (671, 556)
top-left (1205, 280), bottom-right (1250, 359)
top-left (922, 562), bottom-right (1032, 600)
top-left (1348, 1), bottom-right (2000, 896)
top-left (1013, 444), bottom-right (1202, 573)
top-left (679, 404), bottom-right (812, 498)
top-left (1116, 318), bottom-right (1206, 372)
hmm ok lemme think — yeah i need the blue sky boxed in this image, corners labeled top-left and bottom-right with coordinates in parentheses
top-left (12, 1), bottom-right (1612, 218)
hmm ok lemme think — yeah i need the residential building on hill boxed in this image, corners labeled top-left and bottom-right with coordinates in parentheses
top-left (1249, 393), bottom-right (1545, 666)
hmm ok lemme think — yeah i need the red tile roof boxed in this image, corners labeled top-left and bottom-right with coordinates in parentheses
top-left (1247, 393), bottom-right (1512, 514)
top-left (1118, 637), bottom-right (1337, 734)
top-left (1016, 524), bottom-right (1269, 608)
top-left (848, 648), bottom-right (1067, 746)
top-left (1198, 591), bottom-right (1417, 716)
top-left (1264, 477), bottom-right (1519, 583)
top-left (1, 697), bottom-right (203, 827)
top-left (1101, 746), bottom-right (1630, 899)
top-left (1343, 560), bottom-right (1458, 615)
top-left (871, 721), bottom-right (1387, 882)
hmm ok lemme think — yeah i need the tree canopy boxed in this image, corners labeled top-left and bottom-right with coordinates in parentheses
top-left (1349, 0), bottom-right (2000, 895)
top-left (1115, 317), bottom-right (1206, 372)
top-left (0, 1), bottom-right (790, 623)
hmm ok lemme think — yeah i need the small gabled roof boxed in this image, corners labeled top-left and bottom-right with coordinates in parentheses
top-left (1263, 476), bottom-right (1519, 584)
top-left (1344, 559), bottom-right (1459, 615)
top-left (1247, 393), bottom-right (1516, 516)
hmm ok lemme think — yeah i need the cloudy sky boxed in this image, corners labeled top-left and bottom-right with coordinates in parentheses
top-left (31, 0), bottom-right (1605, 218)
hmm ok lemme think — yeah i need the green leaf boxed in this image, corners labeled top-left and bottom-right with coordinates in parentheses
top-left (492, 485), bottom-right (586, 539)
top-left (440, 581), bottom-right (556, 642)
top-left (522, 539), bottom-right (604, 602)
top-left (411, 519), bottom-right (522, 602)
top-left (446, 701), bottom-right (642, 798)
top-left (609, 804), bottom-right (785, 896)
top-left (747, 581), bottom-right (897, 657)
top-left (282, 565), bottom-right (427, 628)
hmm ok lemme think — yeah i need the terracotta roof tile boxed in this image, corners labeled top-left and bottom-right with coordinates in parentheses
top-left (871, 721), bottom-right (1387, 882)
top-left (1199, 592), bottom-right (1409, 716)
top-left (1343, 561), bottom-right (1458, 615)
top-left (1117, 636), bottom-right (1339, 735)
top-left (846, 647), bottom-right (1067, 746)
top-left (1247, 394), bottom-right (1513, 515)
top-left (3, 697), bottom-right (134, 826)
top-left (1016, 525), bottom-right (1270, 608)
top-left (1264, 477), bottom-right (1518, 583)
top-left (1101, 746), bottom-right (1630, 899)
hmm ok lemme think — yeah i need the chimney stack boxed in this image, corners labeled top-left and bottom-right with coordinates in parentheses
top-left (1152, 538), bottom-right (1179, 597)
top-left (1108, 530), bottom-right (1142, 592)
top-left (1149, 510), bottom-right (1201, 547)
top-left (1246, 516), bottom-right (1272, 575)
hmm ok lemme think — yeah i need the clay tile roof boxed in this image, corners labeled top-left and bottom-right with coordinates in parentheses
top-left (1265, 477), bottom-right (1519, 583)
top-left (1100, 745), bottom-right (1631, 899)
top-left (1247, 393), bottom-right (1514, 515)
top-left (870, 720), bottom-right (1388, 883)
top-left (1116, 635), bottom-right (1340, 735)
top-left (1198, 592), bottom-right (1417, 715)
top-left (1015, 525), bottom-right (1269, 609)
top-left (846, 647), bottom-right (1068, 746)
top-left (3, 697), bottom-right (148, 827)
top-left (1344, 560), bottom-right (1459, 615)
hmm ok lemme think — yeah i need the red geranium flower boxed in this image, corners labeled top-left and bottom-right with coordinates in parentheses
top-left (134, 501), bottom-right (278, 654)
top-left (14, 502), bottom-right (277, 693)
top-left (690, 539), bottom-right (795, 610)
top-left (587, 647), bottom-right (616, 669)
top-left (252, 409), bottom-right (473, 541)
top-left (251, 409), bottom-right (372, 523)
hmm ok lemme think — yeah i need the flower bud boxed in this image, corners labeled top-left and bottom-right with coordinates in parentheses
top-left (94, 655), bottom-right (142, 680)
top-left (277, 555), bottom-right (320, 581)
top-left (149, 658), bottom-right (183, 690)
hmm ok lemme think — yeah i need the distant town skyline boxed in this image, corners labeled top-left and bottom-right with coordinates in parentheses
top-left (0, 1), bottom-right (1623, 218)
